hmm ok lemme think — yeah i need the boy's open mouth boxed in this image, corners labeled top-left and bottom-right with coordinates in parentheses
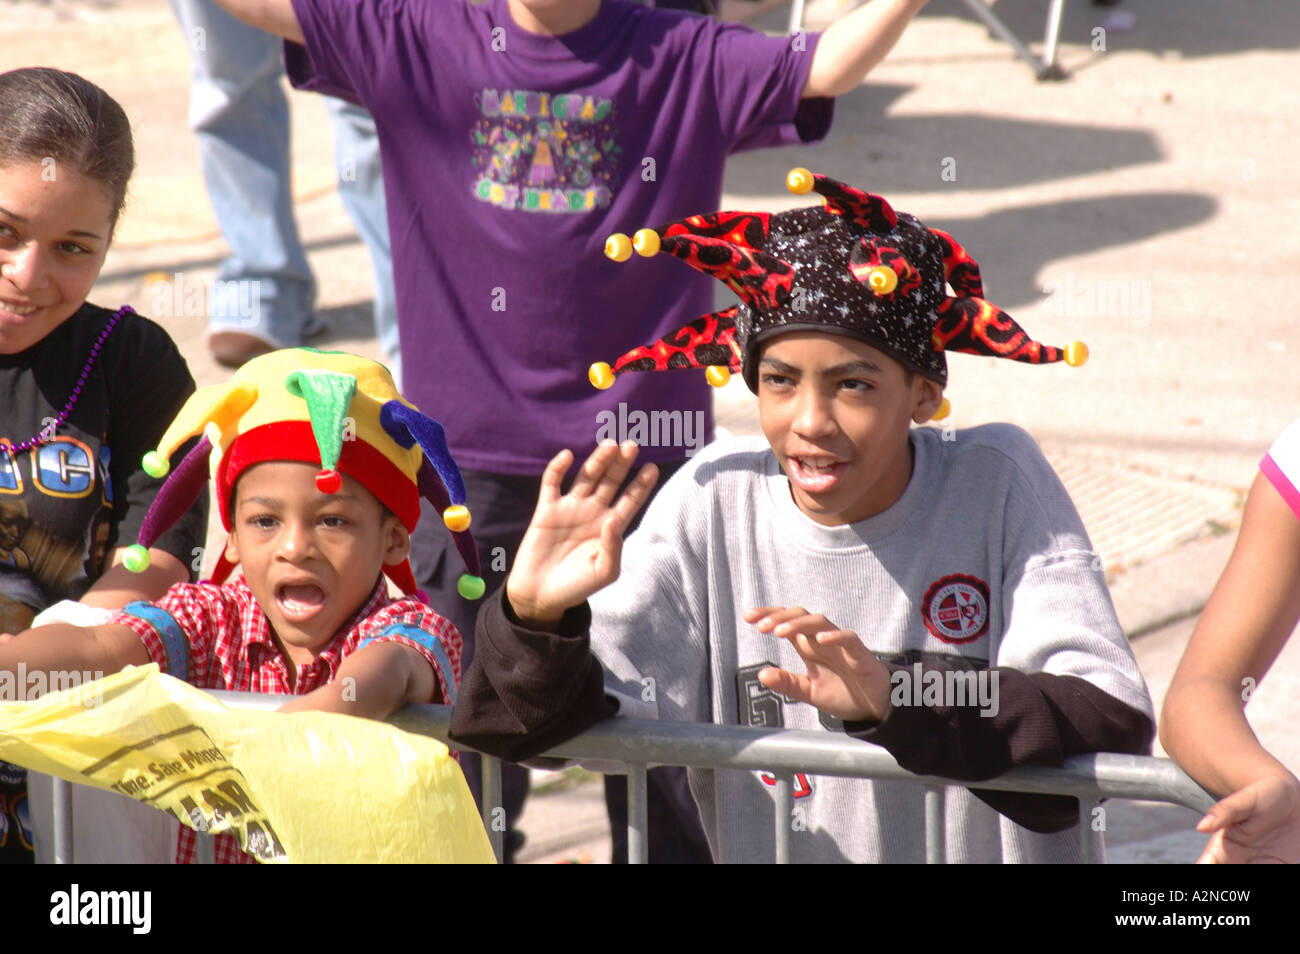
top-left (276, 583), bottom-right (327, 621)
top-left (788, 455), bottom-right (846, 494)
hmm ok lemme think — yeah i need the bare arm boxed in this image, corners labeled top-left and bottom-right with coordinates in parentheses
top-left (0, 622), bottom-right (151, 694)
top-left (448, 442), bottom-right (657, 760)
top-left (803, 0), bottom-right (928, 99)
top-left (1161, 473), bottom-right (1300, 795)
top-left (279, 640), bottom-right (437, 718)
top-left (78, 547), bottom-right (190, 611)
top-left (208, 0), bottom-right (305, 44)
top-left (1160, 472), bottom-right (1300, 862)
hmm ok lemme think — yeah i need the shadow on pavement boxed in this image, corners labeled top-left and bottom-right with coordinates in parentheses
top-left (97, 232), bottom-right (366, 286)
top-left (920, 192), bottom-right (1219, 309)
top-left (929, 0), bottom-right (1300, 60)
top-left (728, 92), bottom-right (1168, 193)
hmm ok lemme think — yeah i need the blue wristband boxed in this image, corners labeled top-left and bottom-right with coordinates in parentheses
top-left (361, 623), bottom-right (457, 705)
top-left (122, 601), bottom-right (191, 681)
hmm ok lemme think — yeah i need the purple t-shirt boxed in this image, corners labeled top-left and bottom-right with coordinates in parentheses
top-left (286, 0), bottom-right (832, 473)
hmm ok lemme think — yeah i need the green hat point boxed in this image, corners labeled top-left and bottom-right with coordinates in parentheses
top-left (142, 451), bottom-right (170, 479)
top-left (457, 574), bottom-right (486, 601)
top-left (123, 544), bottom-right (151, 574)
top-left (285, 369), bottom-right (358, 473)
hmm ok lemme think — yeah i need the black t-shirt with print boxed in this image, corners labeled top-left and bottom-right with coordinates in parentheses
top-left (0, 302), bottom-right (208, 861)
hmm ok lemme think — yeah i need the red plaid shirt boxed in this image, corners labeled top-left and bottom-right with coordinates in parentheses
top-left (112, 576), bottom-right (462, 864)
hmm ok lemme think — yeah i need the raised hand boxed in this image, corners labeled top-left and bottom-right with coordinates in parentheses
top-left (1195, 772), bottom-right (1300, 864)
top-left (747, 606), bottom-right (893, 724)
top-left (506, 442), bottom-right (658, 629)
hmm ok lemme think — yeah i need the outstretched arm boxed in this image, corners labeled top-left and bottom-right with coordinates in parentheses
top-left (206, 0), bottom-right (304, 44)
top-left (78, 548), bottom-right (191, 610)
top-left (751, 605), bottom-right (1151, 776)
top-left (281, 640), bottom-right (437, 718)
top-left (450, 441), bottom-right (658, 760)
top-left (1160, 471), bottom-right (1300, 863)
top-left (751, 604), bottom-right (1152, 833)
top-left (803, 0), bottom-right (929, 99)
top-left (0, 622), bottom-right (150, 694)
top-left (1, 548), bottom-right (188, 639)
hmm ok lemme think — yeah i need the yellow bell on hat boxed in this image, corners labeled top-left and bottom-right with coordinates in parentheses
top-left (786, 167), bottom-right (814, 194)
top-left (605, 233), bottom-right (633, 262)
top-left (705, 366), bottom-right (731, 388)
top-left (633, 229), bottom-right (661, 257)
top-left (867, 266), bottom-right (898, 295)
top-left (443, 505), bottom-right (472, 533)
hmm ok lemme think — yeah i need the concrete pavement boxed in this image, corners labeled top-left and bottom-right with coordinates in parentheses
top-left (6, 0), bottom-right (1299, 863)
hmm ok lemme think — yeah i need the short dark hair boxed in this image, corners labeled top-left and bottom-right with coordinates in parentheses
top-left (0, 68), bottom-right (135, 228)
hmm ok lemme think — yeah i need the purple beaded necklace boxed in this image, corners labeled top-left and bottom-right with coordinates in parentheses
top-left (5, 304), bottom-right (132, 454)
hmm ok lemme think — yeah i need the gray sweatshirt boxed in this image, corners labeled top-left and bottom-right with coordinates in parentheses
top-left (453, 423), bottom-right (1156, 862)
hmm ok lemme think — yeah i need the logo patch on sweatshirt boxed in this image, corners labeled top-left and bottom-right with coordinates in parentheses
top-left (737, 662), bottom-right (843, 731)
top-left (737, 662), bottom-right (785, 727)
top-left (921, 574), bottom-right (990, 644)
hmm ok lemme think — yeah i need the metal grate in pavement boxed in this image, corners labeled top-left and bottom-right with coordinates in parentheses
top-left (1042, 450), bottom-right (1240, 573)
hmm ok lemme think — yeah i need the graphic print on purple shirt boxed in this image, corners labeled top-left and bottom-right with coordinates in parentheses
top-left (472, 89), bottom-right (621, 212)
top-left (285, 0), bottom-right (833, 473)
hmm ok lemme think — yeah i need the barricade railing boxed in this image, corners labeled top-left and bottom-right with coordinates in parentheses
top-left (44, 694), bottom-right (1216, 864)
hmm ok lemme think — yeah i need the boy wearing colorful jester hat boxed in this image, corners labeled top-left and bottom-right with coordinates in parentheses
top-left (450, 170), bottom-right (1155, 862)
top-left (1, 349), bottom-right (482, 863)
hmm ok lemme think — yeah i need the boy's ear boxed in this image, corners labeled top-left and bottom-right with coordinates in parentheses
top-left (382, 517), bottom-right (411, 568)
top-left (911, 378), bottom-right (945, 424)
top-left (223, 532), bottom-right (241, 566)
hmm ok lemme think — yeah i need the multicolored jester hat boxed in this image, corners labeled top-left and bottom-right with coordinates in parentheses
top-left (122, 348), bottom-right (485, 601)
top-left (590, 168), bottom-right (1087, 408)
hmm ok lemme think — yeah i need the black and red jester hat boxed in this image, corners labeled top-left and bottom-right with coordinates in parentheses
top-left (590, 168), bottom-right (1088, 399)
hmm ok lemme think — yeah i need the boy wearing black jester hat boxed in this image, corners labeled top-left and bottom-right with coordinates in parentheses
top-left (451, 170), bottom-right (1153, 863)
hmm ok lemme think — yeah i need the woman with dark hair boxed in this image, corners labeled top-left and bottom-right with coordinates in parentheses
top-left (0, 67), bottom-right (207, 862)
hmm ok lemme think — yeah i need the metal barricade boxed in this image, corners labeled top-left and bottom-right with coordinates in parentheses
top-left (43, 696), bottom-right (1216, 864)
top-left (387, 704), bottom-right (1215, 864)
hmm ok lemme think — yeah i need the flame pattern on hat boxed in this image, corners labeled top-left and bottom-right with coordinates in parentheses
top-left (591, 170), bottom-right (1085, 393)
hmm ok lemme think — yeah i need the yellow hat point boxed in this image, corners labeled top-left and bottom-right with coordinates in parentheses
top-left (589, 362), bottom-right (616, 390)
top-left (633, 228), bottom-right (661, 257)
top-left (141, 450), bottom-right (170, 479)
top-left (868, 265), bottom-right (898, 295)
top-left (931, 397), bottom-right (951, 422)
top-left (1065, 340), bottom-right (1089, 367)
top-left (705, 365), bottom-right (731, 388)
top-left (123, 544), bottom-right (151, 574)
top-left (786, 167), bottom-right (814, 194)
top-left (443, 504), bottom-right (472, 533)
top-left (604, 233), bottom-right (633, 262)
top-left (143, 271), bottom-right (170, 287)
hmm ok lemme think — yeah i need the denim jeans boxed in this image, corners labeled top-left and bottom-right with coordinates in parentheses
top-left (170, 0), bottom-right (400, 381)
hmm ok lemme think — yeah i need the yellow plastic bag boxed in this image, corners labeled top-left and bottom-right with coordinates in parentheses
top-left (0, 664), bottom-right (494, 863)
